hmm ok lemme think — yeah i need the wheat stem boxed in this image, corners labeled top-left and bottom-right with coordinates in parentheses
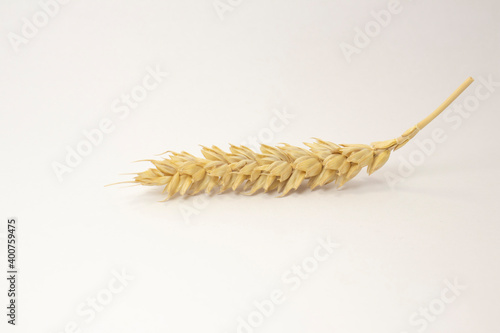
top-left (416, 77), bottom-right (474, 130)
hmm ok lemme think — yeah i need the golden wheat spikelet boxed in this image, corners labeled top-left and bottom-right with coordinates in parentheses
top-left (114, 78), bottom-right (473, 200)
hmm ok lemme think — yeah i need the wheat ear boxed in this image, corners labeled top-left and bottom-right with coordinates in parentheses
top-left (122, 77), bottom-right (473, 199)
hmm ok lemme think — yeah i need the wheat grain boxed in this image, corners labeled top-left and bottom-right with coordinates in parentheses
top-left (117, 77), bottom-right (473, 199)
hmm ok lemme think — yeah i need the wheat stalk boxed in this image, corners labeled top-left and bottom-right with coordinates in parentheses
top-left (115, 78), bottom-right (473, 199)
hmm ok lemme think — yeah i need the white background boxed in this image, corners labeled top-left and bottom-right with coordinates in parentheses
top-left (1, 0), bottom-right (500, 332)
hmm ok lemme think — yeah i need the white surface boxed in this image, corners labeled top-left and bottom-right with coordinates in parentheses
top-left (1, 0), bottom-right (499, 332)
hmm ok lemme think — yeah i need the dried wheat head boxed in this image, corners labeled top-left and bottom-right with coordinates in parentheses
top-left (113, 78), bottom-right (474, 200)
